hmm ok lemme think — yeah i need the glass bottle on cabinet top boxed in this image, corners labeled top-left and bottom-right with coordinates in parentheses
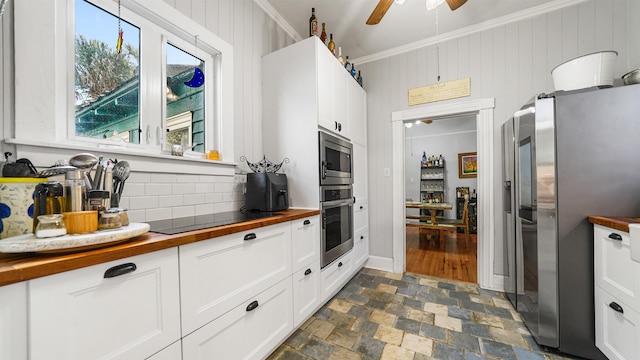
top-left (309, 8), bottom-right (318, 37)
top-left (320, 23), bottom-right (327, 44)
top-left (328, 34), bottom-right (335, 54)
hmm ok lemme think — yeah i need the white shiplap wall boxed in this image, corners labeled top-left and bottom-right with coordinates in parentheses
top-left (358, 0), bottom-right (640, 268)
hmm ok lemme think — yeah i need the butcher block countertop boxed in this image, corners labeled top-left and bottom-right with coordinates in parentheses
top-left (588, 216), bottom-right (640, 233)
top-left (0, 208), bottom-right (319, 287)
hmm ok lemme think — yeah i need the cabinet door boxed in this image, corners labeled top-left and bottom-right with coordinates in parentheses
top-left (0, 282), bottom-right (27, 360)
top-left (291, 215), bottom-right (320, 272)
top-left (317, 43), bottom-right (335, 133)
top-left (29, 248), bottom-right (181, 360)
top-left (594, 225), bottom-right (640, 308)
top-left (182, 278), bottom-right (293, 360)
top-left (354, 199), bottom-right (368, 233)
top-left (348, 78), bottom-right (366, 146)
top-left (147, 341), bottom-right (182, 360)
top-left (293, 260), bottom-right (321, 327)
top-left (354, 226), bottom-right (369, 269)
top-left (179, 223), bottom-right (292, 335)
top-left (333, 62), bottom-right (350, 138)
top-left (352, 141), bottom-right (368, 202)
top-left (595, 287), bottom-right (640, 360)
top-left (321, 251), bottom-right (353, 301)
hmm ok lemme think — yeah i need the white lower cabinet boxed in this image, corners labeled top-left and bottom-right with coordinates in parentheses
top-left (29, 248), bottom-right (181, 360)
top-left (179, 223), bottom-right (292, 335)
top-left (594, 224), bottom-right (640, 360)
top-left (182, 278), bottom-right (293, 360)
top-left (291, 216), bottom-right (320, 273)
top-left (321, 251), bottom-right (353, 301)
top-left (147, 341), bottom-right (182, 360)
top-left (354, 227), bottom-right (369, 269)
top-left (595, 288), bottom-right (640, 360)
top-left (0, 282), bottom-right (27, 360)
top-left (292, 260), bottom-right (321, 327)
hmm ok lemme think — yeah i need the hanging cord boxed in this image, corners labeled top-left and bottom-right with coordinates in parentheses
top-left (436, 6), bottom-right (440, 82)
top-left (116, 0), bottom-right (123, 56)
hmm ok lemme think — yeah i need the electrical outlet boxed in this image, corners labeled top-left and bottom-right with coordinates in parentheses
top-left (384, 168), bottom-right (390, 177)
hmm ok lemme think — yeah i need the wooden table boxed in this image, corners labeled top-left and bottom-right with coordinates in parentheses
top-left (406, 202), bottom-right (453, 225)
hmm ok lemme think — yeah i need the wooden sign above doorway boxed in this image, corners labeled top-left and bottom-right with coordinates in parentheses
top-left (408, 77), bottom-right (471, 106)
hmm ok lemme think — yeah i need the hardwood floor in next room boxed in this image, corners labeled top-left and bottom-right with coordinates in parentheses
top-left (406, 226), bottom-right (477, 284)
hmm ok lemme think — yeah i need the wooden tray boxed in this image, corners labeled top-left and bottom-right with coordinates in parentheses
top-left (0, 223), bottom-right (150, 253)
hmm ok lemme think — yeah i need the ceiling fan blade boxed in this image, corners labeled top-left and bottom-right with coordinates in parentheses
top-left (445, 0), bottom-right (468, 11)
top-left (366, 0), bottom-right (394, 25)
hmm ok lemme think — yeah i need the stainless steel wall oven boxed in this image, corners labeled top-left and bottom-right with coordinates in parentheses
top-left (320, 185), bottom-right (354, 268)
top-left (319, 131), bottom-right (352, 185)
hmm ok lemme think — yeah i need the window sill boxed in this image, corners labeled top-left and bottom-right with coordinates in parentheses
top-left (5, 138), bottom-right (236, 176)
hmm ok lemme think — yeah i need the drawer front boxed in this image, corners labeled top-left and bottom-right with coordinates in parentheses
top-left (292, 260), bottom-right (321, 327)
top-left (354, 200), bottom-right (368, 232)
top-left (147, 341), bottom-right (182, 360)
top-left (29, 248), bottom-right (181, 360)
top-left (182, 278), bottom-right (293, 360)
top-left (595, 287), bottom-right (640, 360)
top-left (291, 216), bottom-right (320, 272)
top-left (354, 226), bottom-right (369, 269)
top-left (180, 222), bottom-right (292, 335)
top-left (321, 251), bottom-right (353, 301)
top-left (594, 225), bottom-right (640, 309)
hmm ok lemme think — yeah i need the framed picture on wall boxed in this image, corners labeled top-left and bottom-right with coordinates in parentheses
top-left (458, 152), bottom-right (477, 178)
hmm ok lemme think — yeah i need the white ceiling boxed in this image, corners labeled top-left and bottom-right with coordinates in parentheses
top-left (263, 0), bottom-right (561, 60)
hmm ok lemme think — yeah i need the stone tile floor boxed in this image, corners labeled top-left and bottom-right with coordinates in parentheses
top-left (267, 268), bottom-right (581, 360)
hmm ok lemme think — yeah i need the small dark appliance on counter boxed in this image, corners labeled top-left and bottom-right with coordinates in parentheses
top-left (245, 172), bottom-right (289, 212)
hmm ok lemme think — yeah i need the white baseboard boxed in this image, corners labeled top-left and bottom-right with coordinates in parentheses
top-left (365, 256), bottom-right (394, 272)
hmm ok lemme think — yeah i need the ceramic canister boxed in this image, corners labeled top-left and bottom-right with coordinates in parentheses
top-left (0, 177), bottom-right (47, 239)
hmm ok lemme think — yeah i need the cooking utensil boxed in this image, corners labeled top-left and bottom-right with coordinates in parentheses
top-left (551, 51), bottom-right (618, 91)
top-left (92, 156), bottom-right (104, 189)
top-left (69, 153), bottom-right (98, 190)
top-left (36, 165), bottom-right (78, 178)
top-left (112, 161), bottom-right (130, 205)
top-left (622, 69), bottom-right (640, 85)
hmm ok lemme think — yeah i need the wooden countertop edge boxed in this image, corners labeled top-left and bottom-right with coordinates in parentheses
top-left (0, 209), bottom-right (320, 287)
top-left (588, 216), bottom-right (640, 233)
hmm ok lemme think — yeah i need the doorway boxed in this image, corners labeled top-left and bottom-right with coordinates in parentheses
top-left (404, 115), bottom-right (478, 283)
top-left (390, 98), bottom-right (499, 290)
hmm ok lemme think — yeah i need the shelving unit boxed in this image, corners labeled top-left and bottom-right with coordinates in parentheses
top-left (455, 187), bottom-right (477, 234)
top-left (420, 161), bottom-right (445, 217)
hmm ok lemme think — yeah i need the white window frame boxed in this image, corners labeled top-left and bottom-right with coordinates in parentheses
top-left (10, 0), bottom-right (234, 175)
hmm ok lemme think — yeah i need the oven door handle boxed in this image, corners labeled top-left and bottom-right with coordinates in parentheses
top-left (321, 161), bottom-right (327, 180)
top-left (321, 198), bottom-right (354, 208)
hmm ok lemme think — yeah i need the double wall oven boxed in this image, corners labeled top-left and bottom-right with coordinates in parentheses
top-left (319, 131), bottom-right (353, 268)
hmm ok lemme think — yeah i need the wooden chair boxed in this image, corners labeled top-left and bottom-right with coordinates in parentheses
top-left (438, 198), bottom-right (469, 247)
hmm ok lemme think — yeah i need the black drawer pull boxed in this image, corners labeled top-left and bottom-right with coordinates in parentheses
top-left (360, 206), bottom-right (364, 210)
top-left (609, 301), bottom-right (624, 314)
top-left (304, 268), bottom-right (312, 276)
top-left (303, 220), bottom-right (311, 225)
top-left (338, 261), bottom-right (343, 268)
top-left (246, 300), bottom-right (259, 312)
top-left (608, 233), bottom-right (623, 241)
top-left (244, 233), bottom-right (257, 241)
top-left (104, 263), bottom-right (137, 278)
top-left (360, 235), bottom-right (364, 240)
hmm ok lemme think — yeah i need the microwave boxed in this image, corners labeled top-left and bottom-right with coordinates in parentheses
top-left (319, 131), bottom-right (353, 185)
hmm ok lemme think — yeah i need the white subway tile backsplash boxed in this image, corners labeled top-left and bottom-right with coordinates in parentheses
top-left (195, 203), bottom-right (215, 215)
top-left (127, 209), bottom-right (146, 223)
top-left (158, 195), bottom-right (184, 207)
top-left (172, 206), bottom-right (195, 218)
top-left (146, 207), bottom-right (173, 221)
top-left (195, 183), bottom-right (215, 193)
top-left (172, 183), bottom-right (196, 195)
top-left (214, 183), bottom-right (234, 193)
top-left (128, 172), bottom-right (151, 183)
top-left (145, 183), bottom-right (173, 196)
top-left (176, 174), bottom-right (199, 183)
top-left (151, 173), bottom-right (177, 183)
top-left (123, 183), bottom-right (145, 197)
top-left (183, 194), bottom-right (205, 206)
top-left (205, 193), bottom-right (224, 203)
top-left (214, 202), bottom-right (235, 213)
top-left (215, 175), bottom-right (236, 183)
top-left (129, 196), bottom-right (160, 210)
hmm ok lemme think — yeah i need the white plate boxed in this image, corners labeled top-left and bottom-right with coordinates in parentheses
top-left (0, 223), bottom-right (150, 253)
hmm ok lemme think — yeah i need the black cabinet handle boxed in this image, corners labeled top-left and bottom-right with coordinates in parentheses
top-left (334, 121), bottom-right (338, 130)
top-left (244, 233), bottom-right (257, 241)
top-left (360, 235), bottom-right (364, 240)
top-left (246, 300), bottom-right (259, 312)
top-left (338, 261), bottom-right (343, 268)
top-left (360, 206), bottom-right (364, 210)
top-left (609, 301), bottom-right (624, 314)
top-left (338, 123), bottom-right (342, 131)
top-left (104, 263), bottom-right (137, 278)
top-left (608, 233), bottom-right (623, 241)
top-left (304, 268), bottom-right (312, 276)
top-left (303, 220), bottom-right (311, 225)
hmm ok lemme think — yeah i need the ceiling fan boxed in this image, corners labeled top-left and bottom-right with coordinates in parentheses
top-left (366, 0), bottom-right (468, 25)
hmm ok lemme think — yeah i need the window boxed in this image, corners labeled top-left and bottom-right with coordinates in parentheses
top-left (12, 0), bottom-right (234, 173)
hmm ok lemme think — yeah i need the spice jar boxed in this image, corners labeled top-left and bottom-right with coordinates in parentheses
top-left (35, 214), bottom-right (67, 238)
top-left (98, 209), bottom-right (122, 231)
top-left (87, 190), bottom-right (110, 212)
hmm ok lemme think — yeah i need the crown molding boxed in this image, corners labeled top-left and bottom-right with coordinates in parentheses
top-left (353, 0), bottom-right (588, 65)
top-left (253, 0), bottom-right (303, 42)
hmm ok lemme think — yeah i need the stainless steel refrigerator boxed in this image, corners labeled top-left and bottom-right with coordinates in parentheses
top-left (502, 84), bottom-right (640, 360)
